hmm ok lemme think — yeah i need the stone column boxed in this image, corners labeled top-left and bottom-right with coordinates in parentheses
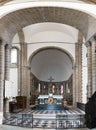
top-left (5, 44), bottom-right (10, 80)
top-left (26, 68), bottom-right (31, 107)
top-left (20, 43), bottom-right (27, 96)
top-left (20, 43), bottom-right (30, 107)
top-left (91, 37), bottom-right (96, 94)
top-left (0, 40), bottom-right (5, 124)
top-left (4, 44), bottom-right (11, 112)
top-left (72, 69), bottom-right (76, 105)
top-left (86, 41), bottom-right (92, 99)
top-left (74, 32), bottom-right (83, 103)
top-left (18, 30), bottom-right (30, 107)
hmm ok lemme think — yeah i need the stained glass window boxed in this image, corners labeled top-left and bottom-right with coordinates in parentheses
top-left (52, 84), bottom-right (55, 93)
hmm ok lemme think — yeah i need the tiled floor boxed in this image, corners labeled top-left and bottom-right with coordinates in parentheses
top-left (3, 108), bottom-right (86, 129)
top-left (1, 107), bottom-right (96, 130)
top-left (0, 125), bottom-right (90, 130)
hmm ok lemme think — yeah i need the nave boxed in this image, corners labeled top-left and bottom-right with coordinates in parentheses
top-left (0, 0), bottom-right (96, 130)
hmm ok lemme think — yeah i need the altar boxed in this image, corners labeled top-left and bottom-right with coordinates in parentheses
top-left (38, 94), bottom-right (63, 104)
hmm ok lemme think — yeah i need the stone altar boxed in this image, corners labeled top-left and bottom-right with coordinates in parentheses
top-left (38, 94), bottom-right (63, 104)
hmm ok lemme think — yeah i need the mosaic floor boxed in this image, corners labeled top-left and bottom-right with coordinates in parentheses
top-left (4, 108), bottom-right (85, 129)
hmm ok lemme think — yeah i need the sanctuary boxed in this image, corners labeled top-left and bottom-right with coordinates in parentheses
top-left (30, 75), bottom-right (73, 105)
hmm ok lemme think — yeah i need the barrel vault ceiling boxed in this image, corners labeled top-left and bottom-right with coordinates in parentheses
top-left (0, 7), bottom-right (96, 42)
top-left (0, 0), bottom-right (96, 5)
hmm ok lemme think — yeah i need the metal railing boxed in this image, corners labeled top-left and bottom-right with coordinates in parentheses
top-left (56, 114), bottom-right (86, 129)
top-left (4, 113), bottom-right (86, 129)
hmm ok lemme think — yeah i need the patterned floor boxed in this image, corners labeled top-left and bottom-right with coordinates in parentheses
top-left (4, 108), bottom-right (86, 129)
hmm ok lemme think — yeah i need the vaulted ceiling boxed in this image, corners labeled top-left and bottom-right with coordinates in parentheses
top-left (0, 6), bottom-right (96, 42)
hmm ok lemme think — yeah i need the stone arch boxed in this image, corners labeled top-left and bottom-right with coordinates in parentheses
top-left (28, 46), bottom-right (74, 69)
top-left (28, 46), bottom-right (74, 105)
top-left (0, 7), bottom-right (96, 42)
top-left (28, 47), bottom-right (74, 81)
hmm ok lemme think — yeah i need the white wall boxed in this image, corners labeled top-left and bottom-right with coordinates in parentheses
top-left (12, 23), bottom-right (77, 61)
top-left (12, 33), bottom-right (21, 49)
top-left (82, 44), bottom-right (87, 103)
top-left (9, 68), bottom-right (18, 97)
top-left (27, 42), bottom-right (75, 61)
top-left (31, 49), bottom-right (73, 81)
top-left (24, 23), bottom-right (76, 81)
top-left (23, 23), bottom-right (78, 60)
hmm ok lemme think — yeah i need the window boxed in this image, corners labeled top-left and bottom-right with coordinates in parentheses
top-left (11, 48), bottom-right (17, 64)
top-left (52, 84), bottom-right (55, 94)
top-left (38, 83), bottom-right (40, 92)
top-left (60, 84), bottom-right (64, 94)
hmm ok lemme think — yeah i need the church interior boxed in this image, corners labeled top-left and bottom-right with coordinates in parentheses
top-left (0, 0), bottom-right (96, 130)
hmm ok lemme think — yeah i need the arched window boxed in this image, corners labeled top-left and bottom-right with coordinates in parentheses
top-left (38, 83), bottom-right (40, 93)
top-left (52, 84), bottom-right (55, 94)
top-left (60, 84), bottom-right (64, 94)
top-left (11, 48), bottom-right (17, 64)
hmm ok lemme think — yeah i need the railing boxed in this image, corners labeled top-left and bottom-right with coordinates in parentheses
top-left (4, 113), bottom-right (33, 128)
top-left (4, 113), bottom-right (86, 129)
top-left (56, 114), bottom-right (86, 129)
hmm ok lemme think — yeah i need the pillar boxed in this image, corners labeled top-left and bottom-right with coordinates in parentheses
top-left (20, 43), bottom-right (27, 96)
top-left (74, 32), bottom-right (83, 103)
top-left (0, 39), bottom-right (5, 124)
top-left (5, 44), bottom-right (10, 80)
top-left (86, 41), bottom-right (92, 99)
top-left (73, 68), bottom-right (76, 105)
top-left (4, 44), bottom-right (11, 112)
top-left (20, 43), bottom-right (30, 107)
top-left (91, 37), bottom-right (96, 94)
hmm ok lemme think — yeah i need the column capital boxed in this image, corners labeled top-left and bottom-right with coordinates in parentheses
top-left (5, 44), bottom-right (12, 49)
top-left (89, 35), bottom-right (96, 43)
top-left (0, 38), bottom-right (7, 46)
top-left (85, 41), bottom-right (92, 47)
top-left (0, 38), bottom-right (5, 44)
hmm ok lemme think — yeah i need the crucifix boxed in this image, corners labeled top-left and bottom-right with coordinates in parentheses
top-left (48, 76), bottom-right (54, 82)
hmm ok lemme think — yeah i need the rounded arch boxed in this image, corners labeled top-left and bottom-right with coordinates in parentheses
top-left (28, 46), bottom-right (74, 67)
top-left (0, 6), bottom-right (96, 42)
top-left (28, 46), bottom-right (74, 81)
top-left (23, 22), bottom-right (79, 43)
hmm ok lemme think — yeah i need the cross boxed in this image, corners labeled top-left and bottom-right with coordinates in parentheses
top-left (48, 76), bottom-right (54, 82)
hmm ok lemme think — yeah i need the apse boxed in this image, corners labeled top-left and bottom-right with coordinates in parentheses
top-left (30, 48), bottom-right (73, 82)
